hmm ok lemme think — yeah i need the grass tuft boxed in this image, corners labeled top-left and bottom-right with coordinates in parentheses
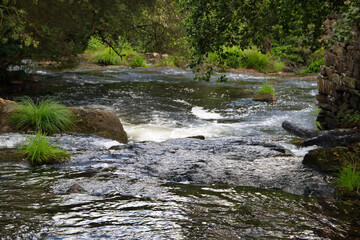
top-left (257, 81), bottom-right (276, 95)
top-left (20, 132), bottom-right (70, 166)
top-left (9, 97), bottom-right (74, 135)
top-left (335, 158), bottom-right (360, 192)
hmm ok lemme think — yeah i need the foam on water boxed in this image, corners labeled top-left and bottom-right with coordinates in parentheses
top-left (191, 106), bottom-right (223, 120)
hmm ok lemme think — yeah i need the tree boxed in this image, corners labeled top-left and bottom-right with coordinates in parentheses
top-left (177, 0), bottom-right (353, 80)
top-left (0, 0), bottom-right (157, 82)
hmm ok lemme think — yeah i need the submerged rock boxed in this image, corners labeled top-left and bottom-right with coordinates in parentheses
top-left (66, 183), bottom-right (86, 194)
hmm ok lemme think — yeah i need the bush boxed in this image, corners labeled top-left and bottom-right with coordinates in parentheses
top-left (257, 81), bottom-right (275, 95)
top-left (335, 158), bottom-right (360, 192)
top-left (86, 36), bottom-right (105, 52)
top-left (20, 132), bottom-right (70, 166)
top-left (155, 56), bottom-right (177, 67)
top-left (129, 55), bottom-right (147, 68)
top-left (9, 97), bottom-right (74, 135)
top-left (87, 36), bottom-right (140, 66)
top-left (206, 46), bottom-right (284, 73)
top-left (90, 47), bottom-right (126, 65)
top-left (302, 58), bottom-right (325, 73)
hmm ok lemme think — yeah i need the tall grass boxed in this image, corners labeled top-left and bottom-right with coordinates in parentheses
top-left (335, 158), bottom-right (360, 192)
top-left (20, 132), bottom-right (70, 166)
top-left (257, 81), bottom-right (276, 95)
top-left (9, 97), bottom-right (74, 135)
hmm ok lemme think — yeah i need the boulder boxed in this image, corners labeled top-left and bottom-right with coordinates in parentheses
top-left (303, 142), bottom-right (360, 174)
top-left (0, 98), bottom-right (18, 133)
top-left (69, 107), bottom-right (128, 143)
top-left (253, 94), bottom-right (277, 102)
top-left (0, 98), bottom-right (128, 143)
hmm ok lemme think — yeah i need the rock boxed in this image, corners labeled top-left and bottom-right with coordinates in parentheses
top-left (303, 147), bottom-right (348, 174)
top-left (0, 98), bottom-right (128, 143)
top-left (0, 149), bottom-right (24, 162)
top-left (66, 183), bottom-right (86, 194)
top-left (69, 107), bottom-right (128, 144)
top-left (187, 135), bottom-right (205, 140)
top-left (253, 94), bottom-right (277, 102)
top-left (0, 98), bottom-right (18, 133)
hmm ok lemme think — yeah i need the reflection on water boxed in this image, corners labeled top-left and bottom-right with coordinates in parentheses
top-left (1, 66), bottom-right (360, 239)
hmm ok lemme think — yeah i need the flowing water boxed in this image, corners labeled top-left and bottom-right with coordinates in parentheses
top-left (1, 65), bottom-right (360, 239)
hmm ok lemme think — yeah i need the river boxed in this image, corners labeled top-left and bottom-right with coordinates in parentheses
top-left (1, 65), bottom-right (359, 239)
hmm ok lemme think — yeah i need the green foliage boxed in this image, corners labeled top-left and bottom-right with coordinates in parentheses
top-left (9, 98), bottom-right (74, 135)
top-left (86, 36), bottom-right (105, 51)
top-left (155, 56), bottom-right (179, 67)
top-left (19, 132), bottom-right (70, 166)
top-left (302, 58), bottom-right (325, 73)
top-left (257, 81), bottom-right (275, 95)
top-left (90, 47), bottom-right (126, 65)
top-left (87, 36), bottom-right (147, 66)
top-left (331, 1), bottom-right (360, 45)
top-left (129, 55), bottom-right (147, 68)
top-left (335, 157), bottom-right (360, 192)
top-left (311, 106), bottom-right (323, 130)
top-left (207, 47), bottom-right (284, 73)
top-left (177, 0), bottom-right (346, 80)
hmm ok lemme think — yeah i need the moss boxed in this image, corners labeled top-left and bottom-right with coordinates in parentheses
top-left (0, 149), bottom-right (24, 162)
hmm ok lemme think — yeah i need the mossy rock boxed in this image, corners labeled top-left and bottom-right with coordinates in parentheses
top-left (69, 107), bottom-right (128, 144)
top-left (303, 143), bottom-right (360, 174)
top-left (0, 149), bottom-right (24, 162)
top-left (253, 94), bottom-right (277, 102)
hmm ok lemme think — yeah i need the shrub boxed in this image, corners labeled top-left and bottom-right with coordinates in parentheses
top-left (206, 46), bottom-right (284, 73)
top-left (90, 47), bottom-right (126, 65)
top-left (129, 55), bottom-right (147, 68)
top-left (302, 58), bottom-right (325, 73)
top-left (86, 36), bottom-right (105, 52)
top-left (257, 81), bottom-right (275, 95)
top-left (9, 97), bottom-right (74, 135)
top-left (335, 158), bottom-right (360, 192)
top-left (155, 56), bottom-right (177, 67)
top-left (20, 132), bottom-right (70, 166)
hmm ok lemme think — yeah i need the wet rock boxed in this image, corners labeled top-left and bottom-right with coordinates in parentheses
top-left (66, 183), bottom-right (86, 194)
top-left (0, 98), bottom-right (128, 144)
top-left (0, 149), bottom-right (24, 162)
top-left (303, 142), bottom-right (360, 174)
top-left (69, 107), bottom-right (128, 144)
top-left (0, 98), bottom-right (18, 133)
top-left (187, 135), bottom-right (205, 140)
top-left (253, 94), bottom-right (277, 102)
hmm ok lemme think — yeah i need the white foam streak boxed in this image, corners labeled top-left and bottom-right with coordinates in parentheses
top-left (191, 107), bottom-right (223, 120)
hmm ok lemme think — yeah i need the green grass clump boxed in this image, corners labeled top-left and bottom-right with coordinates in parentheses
top-left (257, 81), bottom-right (276, 95)
top-left (129, 55), bottom-right (147, 68)
top-left (20, 132), bottom-right (70, 166)
top-left (335, 158), bottom-right (360, 192)
top-left (9, 98), bottom-right (74, 135)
